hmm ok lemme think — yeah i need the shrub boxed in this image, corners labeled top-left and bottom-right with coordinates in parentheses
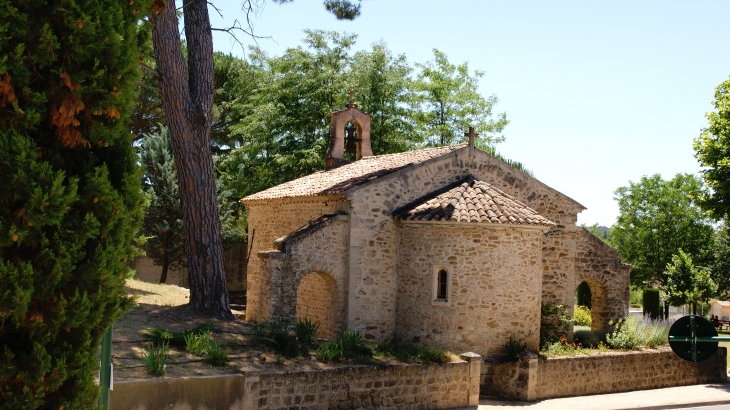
top-left (503, 337), bottom-right (527, 361)
top-left (295, 318), bottom-right (320, 347)
top-left (0, 1), bottom-right (150, 406)
top-left (318, 341), bottom-right (344, 362)
top-left (143, 323), bottom-right (215, 349)
top-left (606, 316), bottom-right (670, 349)
top-left (573, 330), bottom-right (606, 347)
top-left (374, 342), bottom-right (448, 364)
top-left (340, 329), bottom-right (373, 359)
top-left (143, 342), bottom-right (169, 376)
top-left (207, 341), bottom-right (229, 366)
top-left (573, 306), bottom-right (592, 327)
top-left (540, 302), bottom-right (571, 348)
top-left (252, 319), bottom-right (302, 358)
top-left (643, 288), bottom-right (662, 320)
top-left (184, 331), bottom-right (211, 356)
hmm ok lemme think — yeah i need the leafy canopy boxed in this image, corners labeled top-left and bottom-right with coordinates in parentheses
top-left (611, 173), bottom-right (715, 287)
top-left (662, 249), bottom-right (717, 314)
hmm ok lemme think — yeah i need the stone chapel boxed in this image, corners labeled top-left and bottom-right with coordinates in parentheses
top-left (240, 101), bottom-right (631, 356)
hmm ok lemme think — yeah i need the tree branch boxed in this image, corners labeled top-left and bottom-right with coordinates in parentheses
top-left (140, 63), bottom-right (160, 77)
top-left (136, 81), bottom-right (162, 93)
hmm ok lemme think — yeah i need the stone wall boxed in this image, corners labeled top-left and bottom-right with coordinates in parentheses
top-left (243, 353), bottom-right (481, 410)
top-left (573, 228), bottom-right (631, 330)
top-left (396, 224), bottom-right (544, 355)
top-left (245, 197), bottom-right (346, 322)
top-left (481, 348), bottom-right (728, 401)
top-left (256, 214), bottom-right (350, 335)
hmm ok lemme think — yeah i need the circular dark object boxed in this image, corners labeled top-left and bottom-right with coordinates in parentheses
top-left (668, 315), bottom-right (718, 362)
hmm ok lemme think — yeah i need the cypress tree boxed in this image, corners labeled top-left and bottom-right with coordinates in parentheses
top-left (141, 127), bottom-right (185, 284)
top-left (0, 1), bottom-right (150, 407)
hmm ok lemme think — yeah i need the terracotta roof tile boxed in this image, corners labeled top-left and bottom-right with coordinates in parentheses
top-left (393, 176), bottom-right (555, 227)
top-left (241, 145), bottom-right (464, 202)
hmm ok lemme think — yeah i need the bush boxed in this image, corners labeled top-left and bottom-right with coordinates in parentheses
top-left (184, 331), bottom-right (211, 356)
top-left (143, 342), bottom-right (169, 376)
top-left (606, 316), bottom-right (670, 349)
top-left (340, 329), bottom-right (373, 359)
top-left (0, 1), bottom-right (150, 407)
top-left (573, 330), bottom-right (606, 347)
top-left (253, 318), bottom-right (322, 358)
top-left (503, 337), bottom-right (527, 361)
top-left (295, 318), bottom-right (320, 347)
top-left (143, 323), bottom-right (215, 349)
top-left (573, 305), bottom-right (592, 327)
top-left (643, 288), bottom-right (662, 320)
top-left (540, 302), bottom-right (571, 348)
top-left (318, 341), bottom-right (344, 362)
top-left (207, 341), bottom-right (229, 366)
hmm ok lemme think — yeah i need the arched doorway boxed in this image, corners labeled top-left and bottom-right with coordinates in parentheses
top-left (574, 279), bottom-right (609, 331)
top-left (296, 271), bottom-right (339, 339)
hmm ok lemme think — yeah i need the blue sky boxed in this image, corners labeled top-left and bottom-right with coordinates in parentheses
top-left (209, 0), bottom-right (730, 226)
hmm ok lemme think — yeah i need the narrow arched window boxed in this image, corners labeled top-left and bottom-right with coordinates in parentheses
top-left (437, 269), bottom-right (448, 301)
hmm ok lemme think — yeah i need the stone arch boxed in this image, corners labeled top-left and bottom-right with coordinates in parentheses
top-left (576, 278), bottom-right (609, 331)
top-left (296, 271), bottom-right (340, 340)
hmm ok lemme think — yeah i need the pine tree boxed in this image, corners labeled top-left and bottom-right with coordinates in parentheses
top-left (141, 127), bottom-right (185, 283)
top-left (0, 1), bottom-right (150, 407)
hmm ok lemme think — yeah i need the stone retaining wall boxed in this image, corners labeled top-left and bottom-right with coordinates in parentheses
top-left (110, 353), bottom-right (481, 410)
top-left (481, 347), bottom-right (727, 401)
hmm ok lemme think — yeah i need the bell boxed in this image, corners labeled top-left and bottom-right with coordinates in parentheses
top-left (344, 125), bottom-right (357, 155)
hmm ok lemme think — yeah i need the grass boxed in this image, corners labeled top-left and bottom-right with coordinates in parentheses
top-left (126, 278), bottom-right (189, 307)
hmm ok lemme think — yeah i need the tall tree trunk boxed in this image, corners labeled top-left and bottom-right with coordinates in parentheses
top-left (151, 0), bottom-right (233, 319)
top-left (160, 260), bottom-right (169, 284)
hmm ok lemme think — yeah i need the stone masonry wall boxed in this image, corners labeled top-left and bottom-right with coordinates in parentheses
top-left (535, 347), bottom-right (727, 399)
top-left (242, 354), bottom-right (481, 410)
top-left (296, 272), bottom-right (338, 339)
top-left (245, 197), bottom-right (346, 322)
top-left (481, 348), bottom-right (727, 401)
top-left (346, 147), bottom-right (586, 341)
top-left (396, 224), bottom-right (543, 355)
top-left (573, 227), bottom-right (631, 331)
top-left (256, 215), bottom-right (350, 336)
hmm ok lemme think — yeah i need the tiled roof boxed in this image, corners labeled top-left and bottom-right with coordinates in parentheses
top-left (241, 145), bottom-right (464, 202)
top-left (393, 176), bottom-right (555, 227)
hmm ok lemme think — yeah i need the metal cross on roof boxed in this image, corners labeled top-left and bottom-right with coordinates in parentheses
top-left (465, 126), bottom-right (478, 147)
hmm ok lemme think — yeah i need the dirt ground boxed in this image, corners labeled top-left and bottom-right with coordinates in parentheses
top-left (113, 279), bottom-right (398, 381)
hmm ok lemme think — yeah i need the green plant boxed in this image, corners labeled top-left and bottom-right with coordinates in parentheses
top-left (573, 330), bottom-right (606, 347)
top-left (143, 341), bottom-right (169, 376)
top-left (318, 341), bottom-right (344, 362)
top-left (184, 331), bottom-right (211, 356)
top-left (540, 302), bottom-right (571, 349)
top-left (144, 323), bottom-right (215, 348)
top-left (629, 286), bottom-right (644, 308)
top-left (374, 342), bottom-right (448, 364)
top-left (252, 319), bottom-right (302, 358)
top-left (295, 318), bottom-right (320, 346)
top-left (643, 288), bottom-right (662, 319)
top-left (606, 316), bottom-right (670, 349)
top-left (0, 1), bottom-right (151, 405)
top-left (573, 305), bottom-right (592, 327)
top-left (207, 341), bottom-right (229, 366)
top-left (503, 336), bottom-right (527, 361)
top-left (340, 329), bottom-right (373, 359)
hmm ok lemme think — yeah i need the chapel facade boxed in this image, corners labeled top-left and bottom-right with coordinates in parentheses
top-left (240, 103), bottom-right (630, 356)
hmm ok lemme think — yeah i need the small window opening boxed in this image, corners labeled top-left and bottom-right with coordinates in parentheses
top-left (437, 269), bottom-right (448, 301)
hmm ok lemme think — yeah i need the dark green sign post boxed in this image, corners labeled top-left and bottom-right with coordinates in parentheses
top-left (668, 315), bottom-right (725, 362)
top-left (98, 325), bottom-right (113, 409)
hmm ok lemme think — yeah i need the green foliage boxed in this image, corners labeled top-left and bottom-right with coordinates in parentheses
top-left (184, 331), bottom-right (211, 356)
top-left (694, 76), bottom-right (730, 219)
top-left (606, 316), bottom-right (669, 349)
top-left (503, 337), bottom-right (527, 362)
top-left (318, 341), bottom-right (344, 362)
top-left (206, 341), bottom-right (229, 366)
top-left (140, 126), bottom-right (185, 282)
top-left (662, 250), bottom-right (717, 314)
top-left (575, 282), bottom-right (592, 309)
top-left (412, 49), bottom-right (508, 147)
top-left (541, 338), bottom-right (606, 357)
top-left (540, 302), bottom-right (571, 348)
top-left (642, 288), bottom-right (662, 320)
top-left (712, 224), bottom-right (730, 297)
top-left (573, 330), bottom-right (606, 348)
top-left (573, 306), bottom-right (592, 327)
top-left (0, 0), bottom-right (150, 407)
top-left (629, 286), bottom-right (644, 308)
top-left (582, 223), bottom-right (613, 246)
top-left (295, 318), bottom-right (320, 347)
top-left (373, 342), bottom-right (447, 364)
top-left (251, 319), bottom-right (310, 358)
top-left (143, 323), bottom-right (215, 349)
top-left (339, 329), bottom-right (373, 360)
top-left (611, 173), bottom-right (716, 287)
top-left (143, 341), bottom-right (169, 376)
